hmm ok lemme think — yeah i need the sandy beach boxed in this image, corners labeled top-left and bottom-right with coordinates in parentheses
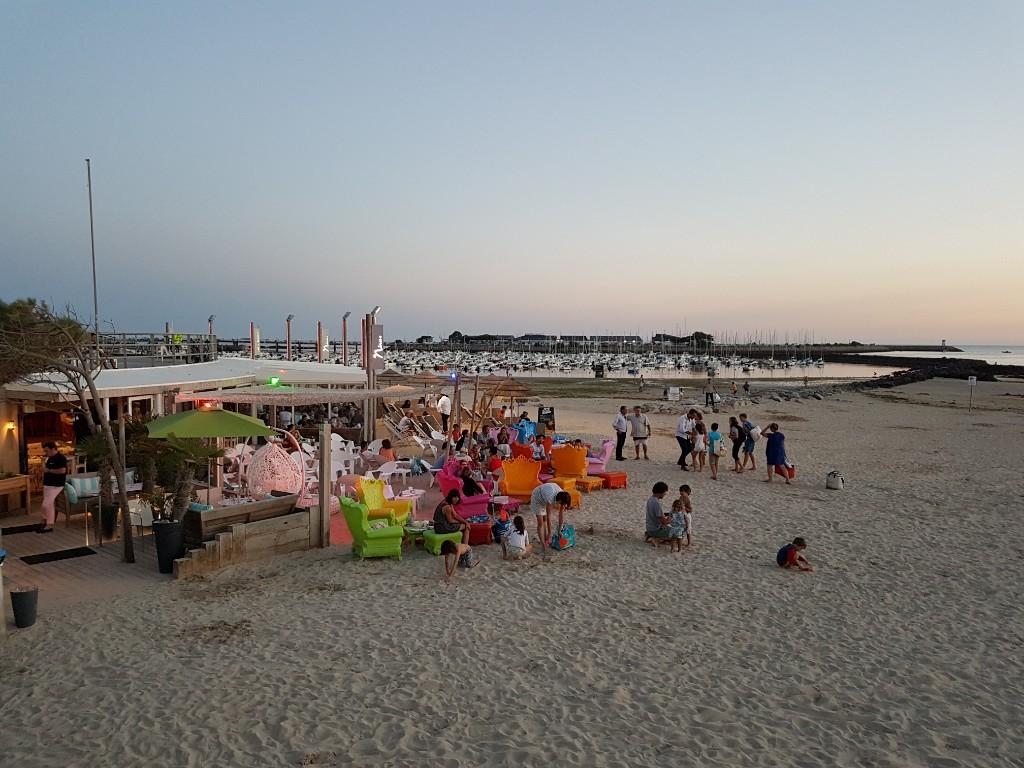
top-left (3, 378), bottom-right (1023, 767)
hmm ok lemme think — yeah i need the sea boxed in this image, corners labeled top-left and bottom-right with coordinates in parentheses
top-left (864, 345), bottom-right (1024, 367)
top-left (513, 361), bottom-right (900, 381)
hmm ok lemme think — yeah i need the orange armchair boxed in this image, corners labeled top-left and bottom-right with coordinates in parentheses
top-left (499, 456), bottom-right (541, 500)
top-left (551, 445), bottom-right (604, 493)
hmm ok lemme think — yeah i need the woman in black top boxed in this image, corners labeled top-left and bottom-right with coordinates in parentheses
top-left (728, 416), bottom-right (745, 474)
top-left (40, 441), bottom-right (68, 532)
top-left (432, 489), bottom-right (470, 543)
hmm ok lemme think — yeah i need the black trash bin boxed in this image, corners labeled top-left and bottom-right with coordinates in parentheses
top-left (10, 586), bottom-right (39, 629)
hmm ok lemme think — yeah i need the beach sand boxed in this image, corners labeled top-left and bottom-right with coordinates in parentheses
top-left (2, 378), bottom-right (1023, 767)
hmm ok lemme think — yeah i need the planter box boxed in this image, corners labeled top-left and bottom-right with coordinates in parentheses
top-left (181, 494), bottom-right (299, 548)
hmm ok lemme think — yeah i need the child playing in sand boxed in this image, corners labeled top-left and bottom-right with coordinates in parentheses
top-left (707, 422), bottom-right (722, 480)
top-left (677, 484), bottom-right (693, 547)
top-left (501, 515), bottom-right (533, 559)
top-left (668, 498), bottom-right (687, 552)
top-left (440, 539), bottom-right (477, 580)
top-left (776, 537), bottom-right (813, 572)
top-left (691, 421), bottom-right (707, 472)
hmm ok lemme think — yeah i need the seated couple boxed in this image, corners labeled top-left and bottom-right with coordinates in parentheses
top-left (644, 482), bottom-right (690, 553)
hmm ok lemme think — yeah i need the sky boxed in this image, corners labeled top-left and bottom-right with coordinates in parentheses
top-left (1, 1), bottom-right (1022, 345)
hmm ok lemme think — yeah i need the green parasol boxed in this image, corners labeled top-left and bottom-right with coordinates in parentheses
top-left (146, 409), bottom-right (274, 439)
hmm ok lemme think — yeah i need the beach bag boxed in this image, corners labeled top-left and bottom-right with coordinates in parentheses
top-left (713, 393), bottom-right (722, 403)
top-left (774, 462), bottom-right (796, 479)
top-left (748, 425), bottom-right (762, 442)
top-left (550, 523), bottom-right (576, 551)
top-left (716, 439), bottom-right (727, 457)
top-left (826, 470), bottom-right (845, 490)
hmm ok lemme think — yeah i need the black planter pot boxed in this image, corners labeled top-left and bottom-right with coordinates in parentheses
top-left (153, 520), bottom-right (185, 574)
top-left (100, 504), bottom-right (119, 539)
top-left (11, 587), bottom-right (39, 628)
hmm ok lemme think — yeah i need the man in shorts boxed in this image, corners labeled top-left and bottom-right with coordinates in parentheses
top-left (530, 482), bottom-right (571, 554)
top-left (626, 405), bottom-right (651, 460)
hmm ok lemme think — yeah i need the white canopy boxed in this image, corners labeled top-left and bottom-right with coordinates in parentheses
top-left (2, 358), bottom-right (368, 402)
top-left (175, 384), bottom-right (418, 406)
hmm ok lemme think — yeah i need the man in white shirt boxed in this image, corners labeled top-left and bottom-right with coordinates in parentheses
top-left (612, 405), bottom-right (628, 461)
top-left (675, 409), bottom-right (697, 470)
top-left (397, 410), bottom-right (416, 435)
top-left (625, 405), bottom-right (651, 460)
top-left (436, 393), bottom-right (452, 432)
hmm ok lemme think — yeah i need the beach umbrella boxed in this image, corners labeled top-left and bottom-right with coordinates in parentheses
top-left (404, 370), bottom-right (443, 389)
top-left (146, 408), bottom-right (274, 439)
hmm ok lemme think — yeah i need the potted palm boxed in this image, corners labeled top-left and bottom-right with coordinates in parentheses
top-left (77, 433), bottom-right (120, 539)
top-left (150, 436), bottom-right (222, 574)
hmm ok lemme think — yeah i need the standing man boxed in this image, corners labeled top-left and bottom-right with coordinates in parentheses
top-left (612, 405), bottom-right (628, 461)
top-left (626, 405), bottom-right (652, 460)
top-left (703, 377), bottom-right (716, 408)
top-left (530, 482), bottom-right (572, 555)
top-left (675, 409), bottom-right (696, 471)
top-left (437, 392), bottom-right (452, 432)
top-left (39, 441), bottom-right (67, 533)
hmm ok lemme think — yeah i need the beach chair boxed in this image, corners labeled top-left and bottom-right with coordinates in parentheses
top-left (436, 472), bottom-right (490, 518)
top-left (587, 439), bottom-right (615, 475)
top-left (339, 497), bottom-right (403, 560)
top-left (510, 442), bottom-right (533, 460)
top-left (355, 477), bottom-right (412, 526)
top-left (551, 445), bottom-right (604, 493)
top-left (498, 457), bottom-right (541, 500)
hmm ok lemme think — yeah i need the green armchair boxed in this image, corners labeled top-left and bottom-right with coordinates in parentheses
top-left (340, 497), bottom-right (404, 560)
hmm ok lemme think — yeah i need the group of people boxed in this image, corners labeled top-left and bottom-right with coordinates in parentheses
top-left (433, 479), bottom-right (572, 580)
top-left (643, 480), bottom-right (813, 570)
top-left (613, 403), bottom-right (793, 485)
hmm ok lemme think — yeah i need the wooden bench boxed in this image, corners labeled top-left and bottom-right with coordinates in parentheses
top-left (182, 494), bottom-right (299, 548)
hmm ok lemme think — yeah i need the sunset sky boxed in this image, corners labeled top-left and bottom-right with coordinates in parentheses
top-left (2, 1), bottom-right (1022, 344)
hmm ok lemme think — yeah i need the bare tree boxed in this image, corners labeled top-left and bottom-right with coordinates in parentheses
top-left (0, 299), bottom-right (135, 562)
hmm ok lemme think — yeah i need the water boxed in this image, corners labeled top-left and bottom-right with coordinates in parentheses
top-left (501, 362), bottom-right (898, 381)
top-left (864, 345), bottom-right (1024, 367)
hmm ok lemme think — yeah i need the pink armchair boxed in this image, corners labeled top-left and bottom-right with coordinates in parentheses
top-left (587, 439), bottom-right (615, 475)
top-left (437, 472), bottom-right (491, 518)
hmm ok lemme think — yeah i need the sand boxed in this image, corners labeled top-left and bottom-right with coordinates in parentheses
top-left (2, 378), bottom-right (1023, 767)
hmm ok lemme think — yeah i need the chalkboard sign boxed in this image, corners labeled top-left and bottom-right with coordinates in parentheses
top-left (537, 405), bottom-right (555, 434)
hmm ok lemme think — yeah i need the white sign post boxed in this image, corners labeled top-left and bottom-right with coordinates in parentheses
top-left (968, 376), bottom-right (977, 412)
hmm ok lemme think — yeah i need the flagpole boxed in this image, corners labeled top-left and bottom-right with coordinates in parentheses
top-left (86, 158), bottom-right (99, 359)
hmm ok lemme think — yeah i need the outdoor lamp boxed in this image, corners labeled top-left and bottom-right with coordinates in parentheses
top-left (4, 420), bottom-right (14, 431)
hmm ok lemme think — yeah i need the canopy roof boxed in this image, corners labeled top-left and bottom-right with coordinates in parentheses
top-left (2, 358), bottom-right (367, 402)
top-left (175, 383), bottom-right (419, 406)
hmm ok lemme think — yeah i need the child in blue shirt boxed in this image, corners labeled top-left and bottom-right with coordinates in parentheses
top-left (707, 422), bottom-right (723, 481)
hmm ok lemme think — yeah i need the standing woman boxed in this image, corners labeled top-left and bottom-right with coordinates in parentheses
top-left (433, 489), bottom-right (471, 543)
top-left (728, 416), bottom-right (745, 473)
top-left (763, 423), bottom-right (791, 485)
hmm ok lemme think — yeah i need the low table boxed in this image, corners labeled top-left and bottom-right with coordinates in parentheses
top-left (403, 525), bottom-right (429, 549)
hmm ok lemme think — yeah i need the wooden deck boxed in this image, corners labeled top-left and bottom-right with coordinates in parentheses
top-left (1, 510), bottom-right (165, 630)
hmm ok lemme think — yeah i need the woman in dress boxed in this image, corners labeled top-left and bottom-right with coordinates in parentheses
top-left (763, 422), bottom-right (790, 484)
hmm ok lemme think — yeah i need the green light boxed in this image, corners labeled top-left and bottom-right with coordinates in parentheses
top-left (268, 376), bottom-right (281, 386)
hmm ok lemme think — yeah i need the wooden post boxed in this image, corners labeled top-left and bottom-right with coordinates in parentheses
top-left (319, 421), bottom-right (330, 547)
